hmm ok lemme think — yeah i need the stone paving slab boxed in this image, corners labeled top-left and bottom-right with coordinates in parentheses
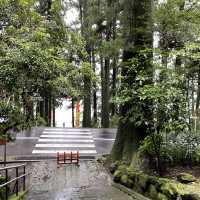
top-left (25, 160), bottom-right (135, 200)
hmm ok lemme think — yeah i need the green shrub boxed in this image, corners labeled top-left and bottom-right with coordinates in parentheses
top-left (177, 173), bottom-right (196, 184)
top-left (139, 132), bottom-right (200, 173)
top-left (110, 115), bottom-right (119, 128)
top-left (0, 176), bottom-right (6, 200)
top-left (36, 115), bottom-right (47, 126)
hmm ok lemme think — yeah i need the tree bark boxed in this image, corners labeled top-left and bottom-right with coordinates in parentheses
top-left (53, 98), bottom-right (56, 127)
top-left (92, 50), bottom-right (98, 125)
top-left (111, 59), bottom-right (117, 116)
top-left (79, 0), bottom-right (92, 127)
top-left (82, 44), bottom-right (92, 127)
top-left (111, 4), bottom-right (118, 117)
top-left (45, 97), bottom-right (49, 126)
top-left (101, 1), bottom-right (112, 128)
top-left (101, 57), bottom-right (110, 128)
top-left (48, 96), bottom-right (52, 127)
top-left (72, 97), bottom-right (75, 127)
top-left (111, 0), bottom-right (153, 162)
top-left (39, 101), bottom-right (45, 119)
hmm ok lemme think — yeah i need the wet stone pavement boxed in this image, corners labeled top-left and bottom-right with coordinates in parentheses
top-left (25, 160), bottom-right (134, 200)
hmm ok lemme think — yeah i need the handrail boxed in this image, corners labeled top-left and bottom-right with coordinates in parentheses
top-left (0, 163), bottom-right (28, 200)
top-left (0, 173), bottom-right (30, 188)
top-left (0, 164), bottom-right (26, 171)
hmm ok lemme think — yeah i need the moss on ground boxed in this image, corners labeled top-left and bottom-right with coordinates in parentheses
top-left (9, 191), bottom-right (27, 200)
top-left (177, 173), bottom-right (196, 184)
top-left (111, 163), bottom-right (200, 200)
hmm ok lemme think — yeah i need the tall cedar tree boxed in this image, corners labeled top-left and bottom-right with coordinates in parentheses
top-left (101, 0), bottom-right (111, 128)
top-left (39, 0), bottom-right (52, 126)
top-left (111, 0), bottom-right (153, 162)
top-left (79, 0), bottom-right (92, 127)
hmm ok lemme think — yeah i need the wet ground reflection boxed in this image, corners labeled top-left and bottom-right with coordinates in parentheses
top-left (26, 160), bottom-right (133, 200)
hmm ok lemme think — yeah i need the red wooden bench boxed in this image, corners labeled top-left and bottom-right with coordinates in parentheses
top-left (57, 151), bottom-right (79, 165)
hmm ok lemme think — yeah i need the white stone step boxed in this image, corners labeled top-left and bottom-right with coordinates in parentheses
top-left (38, 139), bottom-right (94, 143)
top-left (44, 128), bottom-right (90, 132)
top-left (35, 143), bottom-right (95, 148)
top-left (32, 150), bottom-right (97, 154)
top-left (40, 135), bottom-right (93, 139)
top-left (43, 131), bottom-right (91, 135)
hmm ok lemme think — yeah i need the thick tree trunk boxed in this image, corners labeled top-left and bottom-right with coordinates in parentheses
top-left (112, 50), bottom-right (150, 161)
top-left (112, 116), bottom-right (147, 161)
top-left (111, 0), bottom-right (153, 162)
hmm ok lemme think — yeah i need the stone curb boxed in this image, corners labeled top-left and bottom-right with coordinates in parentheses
top-left (99, 160), bottom-right (151, 200)
top-left (112, 181), bottom-right (151, 200)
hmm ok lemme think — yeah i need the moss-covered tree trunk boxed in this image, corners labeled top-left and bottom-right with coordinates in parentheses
top-left (111, 0), bottom-right (153, 162)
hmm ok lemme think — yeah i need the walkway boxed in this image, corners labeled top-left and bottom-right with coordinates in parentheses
top-left (25, 160), bottom-right (134, 200)
top-left (32, 128), bottom-right (97, 158)
top-left (0, 128), bottom-right (116, 160)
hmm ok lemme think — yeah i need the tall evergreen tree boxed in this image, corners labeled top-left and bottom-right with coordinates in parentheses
top-left (79, 0), bottom-right (92, 127)
top-left (111, 0), bottom-right (153, 162)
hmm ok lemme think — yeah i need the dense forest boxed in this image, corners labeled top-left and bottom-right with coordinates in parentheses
top-left (1, 0), bottom-right (200, 199)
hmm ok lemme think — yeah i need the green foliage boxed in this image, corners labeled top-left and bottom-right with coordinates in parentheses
top-left (139, 132), bottom-right (200, 171)
top-left (139, 134), bottom-right (163, 159)
top-left (0, 100), bottom-right (25, 140)
top-left (112, 164), bottom-right (195, 200)
top-left (177, 173), bottom-right (196, 184)
top-left (0, 0), bottom-right (92, 132)
top-left (0, 176), bottom-right (6, 200)
top-left (154, 0), bottom-right (200, 50)
top-left (35, 114), bottom-right (47, 126)
top-left (115, 51), bottom-right (188, 135)
top-left (110, 115), bottom-right (119, 128)
top-left (166, 133), bottom-right (200, 164)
